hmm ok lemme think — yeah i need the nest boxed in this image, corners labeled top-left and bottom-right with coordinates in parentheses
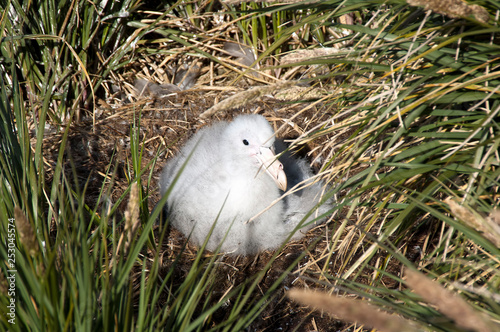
top-left (37, 24), bottom-right (430, 332)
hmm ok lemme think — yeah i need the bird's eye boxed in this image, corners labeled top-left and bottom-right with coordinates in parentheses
top-left (242, 139), bottom-right (249, 146)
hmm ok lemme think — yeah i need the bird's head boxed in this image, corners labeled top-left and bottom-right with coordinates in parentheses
top-left (223, 114), bottom-right (287, 191)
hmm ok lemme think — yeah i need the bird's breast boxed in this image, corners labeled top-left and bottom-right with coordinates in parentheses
top-left (224, 169), bottom-right (283, 221)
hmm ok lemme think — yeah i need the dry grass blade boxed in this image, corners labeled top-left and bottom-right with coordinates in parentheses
top-left (14, 207), bottom-right (39, 256)
top-left (281, 48), bottom-right (346, 65)
top-left (407, 0), bottom-right (490, 23)
top-left (123, 182), bottom-right (141, 253)
top-left (111, 182), bottom-right (141, 267)
top-left (199, 80), bottom-right (298, 118)
top-left (287, 289), bottom-right (420, 332)
top-left (405, 269), bottom-right (496, 332)
top-left (444, 197), bottom-right (500, 247)
top-left (222, 0), bottom-right (306, 4)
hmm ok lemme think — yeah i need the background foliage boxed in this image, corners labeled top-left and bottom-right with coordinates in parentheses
top-left (1, 0), bottom-right (499, 330)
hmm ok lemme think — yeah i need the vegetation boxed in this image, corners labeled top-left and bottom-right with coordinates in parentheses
top-left (1, 0), bottom-right (499, 331)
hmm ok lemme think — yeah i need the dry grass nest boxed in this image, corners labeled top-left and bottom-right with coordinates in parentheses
top-left (37, 47), bottom-right (433, 331)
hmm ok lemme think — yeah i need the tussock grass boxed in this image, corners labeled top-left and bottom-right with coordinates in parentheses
top-left (1, 0), bottom-right (499, 330)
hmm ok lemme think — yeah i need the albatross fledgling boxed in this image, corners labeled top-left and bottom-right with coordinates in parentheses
top-left (160, 114), bottom-right (331, 255)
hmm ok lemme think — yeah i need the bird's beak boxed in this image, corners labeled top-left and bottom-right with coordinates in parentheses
top-left (256, 146), bottom-right (287, 191)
